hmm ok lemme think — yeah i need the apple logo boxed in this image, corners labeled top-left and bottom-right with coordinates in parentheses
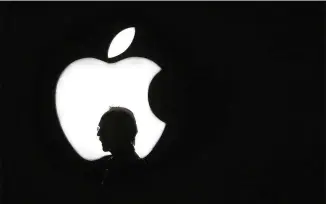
top-left (55, 27), bottom-right (166, 161)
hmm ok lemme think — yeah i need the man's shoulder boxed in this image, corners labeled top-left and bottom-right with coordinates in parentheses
top-left (103, 158), bottom-right (148, 186)
top-left (130, 158), bottom-right (147, 170)
top-left (93, 155), bottom-right (113, 168)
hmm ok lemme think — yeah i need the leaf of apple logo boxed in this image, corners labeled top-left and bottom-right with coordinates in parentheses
top-left (55, 27), bottom-right (166, 161)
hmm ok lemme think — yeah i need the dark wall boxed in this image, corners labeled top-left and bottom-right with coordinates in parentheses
top-left (2, 3), bottom-right (323, 204)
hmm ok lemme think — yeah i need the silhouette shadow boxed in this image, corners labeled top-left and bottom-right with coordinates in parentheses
top-left (88, 107), bottom-right (147, 193)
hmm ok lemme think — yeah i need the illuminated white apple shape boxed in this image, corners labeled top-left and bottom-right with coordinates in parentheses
top-left (55, 27), bottom-right (165, 161)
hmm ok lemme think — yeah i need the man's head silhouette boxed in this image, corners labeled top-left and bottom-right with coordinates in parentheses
top-left (97, 107), bottom-right (138, 158)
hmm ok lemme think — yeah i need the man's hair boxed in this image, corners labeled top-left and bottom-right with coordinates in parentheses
top-left (100, 106), bottom-right (138, 146)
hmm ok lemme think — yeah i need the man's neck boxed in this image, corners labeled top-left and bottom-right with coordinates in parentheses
top-left (111, 147), bottom-right (139, 164)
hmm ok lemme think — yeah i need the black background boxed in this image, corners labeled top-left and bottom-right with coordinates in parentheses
top-left (1, 3), bottom-right (323, 204)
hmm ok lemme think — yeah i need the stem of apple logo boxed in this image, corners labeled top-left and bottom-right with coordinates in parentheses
top-left (55, 27), bottom-right (166, 161)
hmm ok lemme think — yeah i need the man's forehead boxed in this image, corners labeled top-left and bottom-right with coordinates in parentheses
top-left (99, 118), bottom-right (105, 126)
top-left (98, 118), bottom-right (104, 127)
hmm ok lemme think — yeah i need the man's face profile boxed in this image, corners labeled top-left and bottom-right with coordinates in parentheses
top-left (97, 107), bottom-right (138, 154)
top-left (97, 123), bottom-right (112, 152)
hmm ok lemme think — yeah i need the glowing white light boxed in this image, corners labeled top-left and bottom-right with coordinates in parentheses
top-left (55, 57), bottom-right (165, 161)
top-left (55, 27), bottom-right (165, 161)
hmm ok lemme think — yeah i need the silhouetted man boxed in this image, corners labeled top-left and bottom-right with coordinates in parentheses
top-left (94, 107), bottom-right (144, 186)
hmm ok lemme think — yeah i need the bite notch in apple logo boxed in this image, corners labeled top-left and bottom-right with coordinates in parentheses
top-left (55, 27), bottom-right (166, 161)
